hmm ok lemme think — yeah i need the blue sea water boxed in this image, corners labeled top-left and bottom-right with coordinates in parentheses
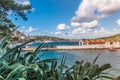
top-left (29, 41), bottom-right (79, 47)
top-left (31, 42), bottom-right (120, 76)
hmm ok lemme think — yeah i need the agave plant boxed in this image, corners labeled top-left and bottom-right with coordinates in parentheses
top-left (0, 28), bottom-right (116, 80)
top-left (0, 28), bottom-right (57, 80)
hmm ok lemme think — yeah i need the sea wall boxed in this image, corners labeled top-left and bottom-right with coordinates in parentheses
top-left (22, 44), bottom-right (120, 51)
top-left (56, 45), bottom-right (120, 50)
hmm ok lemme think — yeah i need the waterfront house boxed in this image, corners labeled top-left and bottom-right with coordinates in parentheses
top-left (56, 39), bottom-right (120, 50)
top-left (79, 39), bottom-right (120, 49)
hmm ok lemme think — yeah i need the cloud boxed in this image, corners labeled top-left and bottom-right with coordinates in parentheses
top-left (26, 27), bottom-right (37, 33)
top-left (72, 27), bottom-right (93, 35)
top-left (15, 0), bottom-right (30, 6)
top-left (54, 31), bottom-right (63, 35)
top-left (70, 0), bottom-right (120, 36)
top-left (57, 23), bottom-right (70, 30)
top-left (72, 28), bottom-right (86, 35)
top-left (72, 0), bottom-right (120, 22)
top-left (116, 19), bottom-right (120, 26)
top-left (71, 22), bottom-right (81, 27)
top-left (71, 20), bottom-right (99, 29)
top-left (94, 28), bottom-right (120, 38)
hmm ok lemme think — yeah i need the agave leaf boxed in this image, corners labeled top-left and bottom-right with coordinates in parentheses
top-left (73, 64), bottom-right (80, 79)
top-left (39, 59), bottom-right (57, 63)
top-left (51, 60), bottom-right (57, 71)
top-left (82, 76), bottom-right (89, 80)
top-left (100, 75), bottom-right (114, 79)
top-left (0, 40), bottom-right (35, 63)
top-left (92, 53), bottom-right (100, 65)
top-left (0, 75), bottom-right (5, 80)
top-left (13, 48), bottom-right (22, 62)
top-left (17, 78), bottom-right (26, 80)
top-left (58, 55), bottom-right (66, 80)
top-left (89, 64), bottom-right (111, 80)
top-left (66, 71), bottom-right (73, 80)
top-left (5, 67), bottom-right (26, 80)
top-left (65, 65), bottom-right (76, 73)
top-left (99, 64), bottom-right (111, 71)
top-left (101, 72), bottom-right (116, 78)
top-left (13, 39), bottom-right (35, 49)
top-left (0, 69), bottom-right (11, 77)
top-left (7, 62), bottom-right (24, 69)
top-left (0, 26), bottom-right (19, 49)
top-left (36, 65), bottom-right (44, 78)
top-left (36, 69), bottom-right (42, 80)
top-left (24, 52), bottom-right (33, 58)
top-left (24, 52), bottom-right (34, 63)
top-left (35, 52), bottom-right (46, 62)
top-left (82, 62), bottom-right (91, 75)
top-left (8, 49), bottom-right (19, 62)
top-left (87, 64), bottom-right (99, 79)
top-left (1, 42), bottom-right (8, 50)
top-left (28, 64), bottom-right (44, 76)
top-left (33, 42), bottom-right (45, 57)
top-left (75, 61), bottom-right (84, 76)
top-left (78, 62), bottom-right (91, 79)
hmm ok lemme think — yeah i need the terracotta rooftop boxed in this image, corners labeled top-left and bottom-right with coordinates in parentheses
top-left (80, 39), bottom-right (118, 44)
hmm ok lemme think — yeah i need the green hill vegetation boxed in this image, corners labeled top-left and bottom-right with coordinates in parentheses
top-left (97, 34), bottom-right (120, 40)
top-left (35, 36), bottom-right (69, 41)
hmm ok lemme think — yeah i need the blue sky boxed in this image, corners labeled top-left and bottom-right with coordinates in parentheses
top-left (9, 0), bottom-right (120, 39)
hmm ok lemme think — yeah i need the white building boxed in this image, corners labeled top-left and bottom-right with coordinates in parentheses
top-left (79, 39), bottom-right (120, 49)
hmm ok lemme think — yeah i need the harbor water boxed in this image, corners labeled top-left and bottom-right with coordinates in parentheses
top-left (32, 42), bottom-right (120, 76)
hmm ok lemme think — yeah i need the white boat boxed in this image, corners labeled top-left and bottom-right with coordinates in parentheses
top-left (108, 47), bottom-right (117, 51)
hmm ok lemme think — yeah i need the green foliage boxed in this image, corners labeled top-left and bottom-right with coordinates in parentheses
top-left (0, 0), bottom-right (31, 38)
top-left (0, 0), bottom-right (31, 21)
top-left (0, 30), bottom-right (115, 80)
top-left (35, 36), bottom-right (69, 42)
top-left (97, 34), bottom-right (120, 40)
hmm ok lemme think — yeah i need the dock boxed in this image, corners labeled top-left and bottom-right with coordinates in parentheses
top-left (22, 45), bottom-right (120, 51)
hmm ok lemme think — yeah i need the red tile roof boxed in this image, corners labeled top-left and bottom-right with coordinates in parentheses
top-left (80, 39), bottom-right (118, 44)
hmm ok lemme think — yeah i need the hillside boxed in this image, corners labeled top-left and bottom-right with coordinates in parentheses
top-left (97, 34), bottom-right (120, 40)
top-left (35, 36), bottom-right (69, 41)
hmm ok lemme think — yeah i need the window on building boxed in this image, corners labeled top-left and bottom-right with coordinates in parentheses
top-left (110, 42), bottom-right (113, 45)
top-left (83, 42), bottom-right (87, 45)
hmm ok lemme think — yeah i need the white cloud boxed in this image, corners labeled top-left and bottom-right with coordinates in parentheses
top-left (72, 27), bottom-right (89, 35)
top-left (54, 31), bottom-right (63, 35)
top-left (26, 27), bottom-right (37, 33)
top-left (15, 0), bottom-right (30, 6)
top-left (72, 27), bottom-right (93, 35)
top-left (71, 20), bottom-right (99, 35)
top-left (71, 22), bottom-right (81, 27)
top-left (72, 0), bottom-right (120, 22)
top-left (22, 1), bottom-right (30, 5)
top-left (57, 23), bottom-right (70, 30)
top-left (71, 0), bottom-right (120, 37)
top-left (94, 28), bottom-right (110, 37)
top-left (116, 19), bottom-right (120, 26)
top-left (81, 20), bottom-right (99, 29)
top-left (71, 20), bottom-right (99, 38)
top-left (94, 28), bottom-right (120, 38)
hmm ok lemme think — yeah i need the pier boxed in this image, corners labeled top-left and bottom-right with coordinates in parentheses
top-left (22, 45), bottom-right (120, 51)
